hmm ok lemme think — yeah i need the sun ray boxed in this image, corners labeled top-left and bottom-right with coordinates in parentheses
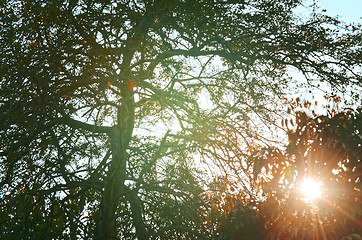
top-left (300, 178), bottom-right (322, 202)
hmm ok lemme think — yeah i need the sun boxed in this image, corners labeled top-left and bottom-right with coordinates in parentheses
top-left (300, 178), bottom-right (322, 202)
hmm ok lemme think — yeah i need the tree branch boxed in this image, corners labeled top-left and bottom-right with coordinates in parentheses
top-left (60, 116), bottom-right (112, 134)
top-left (125, 189), bottom-right (149, 239)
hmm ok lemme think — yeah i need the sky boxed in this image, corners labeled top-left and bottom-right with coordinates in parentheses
top-left (318, 0), bottom-right (362, 23)
top-left (296, 0), bottom-right (362, 24)
top-left (290, 0), bottom-right (361, 107)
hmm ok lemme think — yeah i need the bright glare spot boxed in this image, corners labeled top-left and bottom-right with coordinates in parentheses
top-left (300, 178), bottom-right (322, 202)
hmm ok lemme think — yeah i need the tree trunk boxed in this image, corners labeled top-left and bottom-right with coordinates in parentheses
top-left (95, 129), bottom-right (125, 240)
top-left (95, 92), bottom-right (135, 239)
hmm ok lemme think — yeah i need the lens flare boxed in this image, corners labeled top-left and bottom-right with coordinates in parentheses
top-left (300, 178), bottom-right (322, 202)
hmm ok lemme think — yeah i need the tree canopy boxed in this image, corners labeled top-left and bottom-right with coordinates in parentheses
top-left (247, 105), bottom-right (361, 240)
top-left (0, 0), bottom-right (361, 239)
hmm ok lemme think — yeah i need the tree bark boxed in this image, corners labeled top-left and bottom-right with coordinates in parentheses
top-left (127, 190), bottom-right (149, 239)
top-left (95, 91), bottom-right (135, 239)
top-left (95, 129), bottom-right (125, 240)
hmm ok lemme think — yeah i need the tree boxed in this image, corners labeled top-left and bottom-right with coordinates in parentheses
top-left (237, 104), bottom-right (362, 239)
top-left (212, 105), bottom-right (361, 240)
top-left (0, 0), bottom-right (361, 239)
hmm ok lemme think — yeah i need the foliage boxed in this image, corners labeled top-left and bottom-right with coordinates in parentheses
top-left (239, 105), bottom-right (362, 239)
top-left (0, 0), bottom-right (361, 239)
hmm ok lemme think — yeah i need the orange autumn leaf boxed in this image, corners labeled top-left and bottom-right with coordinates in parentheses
top-left (29, 41), bottom-right (38, 46)
top-left (127, 79), bottom-right (138, 89)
